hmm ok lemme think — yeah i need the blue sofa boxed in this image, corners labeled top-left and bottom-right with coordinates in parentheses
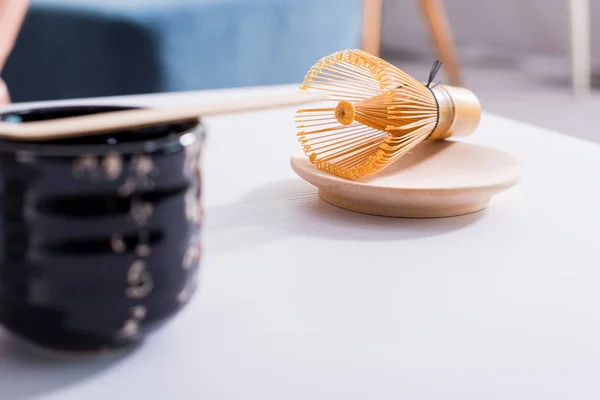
top-left (3, 0), bottom-right (363, 102)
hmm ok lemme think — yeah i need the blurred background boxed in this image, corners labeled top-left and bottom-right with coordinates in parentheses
top-left (2, 0), bottom-right (598, 141)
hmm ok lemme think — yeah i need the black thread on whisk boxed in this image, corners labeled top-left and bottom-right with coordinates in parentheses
top-left (425, 60), bottom-right (442, 138)
top-left (426, 60), bottom-right (442, 88)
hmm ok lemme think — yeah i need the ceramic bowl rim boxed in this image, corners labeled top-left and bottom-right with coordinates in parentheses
top-left (0, 104), bottom-right (204, 158)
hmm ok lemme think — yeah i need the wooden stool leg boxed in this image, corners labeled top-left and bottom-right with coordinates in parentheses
top-left (418, 0), bottom-right (462, 86)
top-left (569, 0), bottom-right (591, 95)
top-left (362, 0), bottom-right (383, 57)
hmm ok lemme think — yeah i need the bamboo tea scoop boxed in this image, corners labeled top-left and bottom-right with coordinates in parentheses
top-left (0, 90), bottom-right (327, 141)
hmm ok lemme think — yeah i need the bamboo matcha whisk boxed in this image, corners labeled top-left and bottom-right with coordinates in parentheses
top-left (296, 49), bottom-right (481, 180)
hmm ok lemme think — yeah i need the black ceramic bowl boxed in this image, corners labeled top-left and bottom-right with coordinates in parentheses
top-left (0, 105), bottom-right (204, 353)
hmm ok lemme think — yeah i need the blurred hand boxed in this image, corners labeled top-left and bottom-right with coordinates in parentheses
top-left (0, 0), bottom-right (29, 104)
top-left (0, 77), bottom-right (9, 104)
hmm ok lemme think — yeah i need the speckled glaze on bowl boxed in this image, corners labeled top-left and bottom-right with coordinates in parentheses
top-left (0, 105), bottom-right (204, 353)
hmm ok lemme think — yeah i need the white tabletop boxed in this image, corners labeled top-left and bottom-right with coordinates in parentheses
top-left (1, 85), bottom-right (600, 400)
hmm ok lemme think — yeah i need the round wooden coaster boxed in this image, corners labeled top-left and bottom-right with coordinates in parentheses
top-left (290, 140), bottom-right (523, 218)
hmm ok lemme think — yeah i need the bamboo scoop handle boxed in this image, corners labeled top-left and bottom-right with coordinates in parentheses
top-left (0, 90), bottom-right (327, 141)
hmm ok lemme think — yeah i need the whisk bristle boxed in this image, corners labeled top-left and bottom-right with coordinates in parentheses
top-left (296, 49), bottom-right (442, 180)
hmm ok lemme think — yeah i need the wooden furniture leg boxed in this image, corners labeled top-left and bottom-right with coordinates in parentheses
top-left (362, 0), bottom-right (383, 57)
top-left (418, 0), bottom-right (462, 86)
top-left (569, 0), bottom-right (591, 95)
